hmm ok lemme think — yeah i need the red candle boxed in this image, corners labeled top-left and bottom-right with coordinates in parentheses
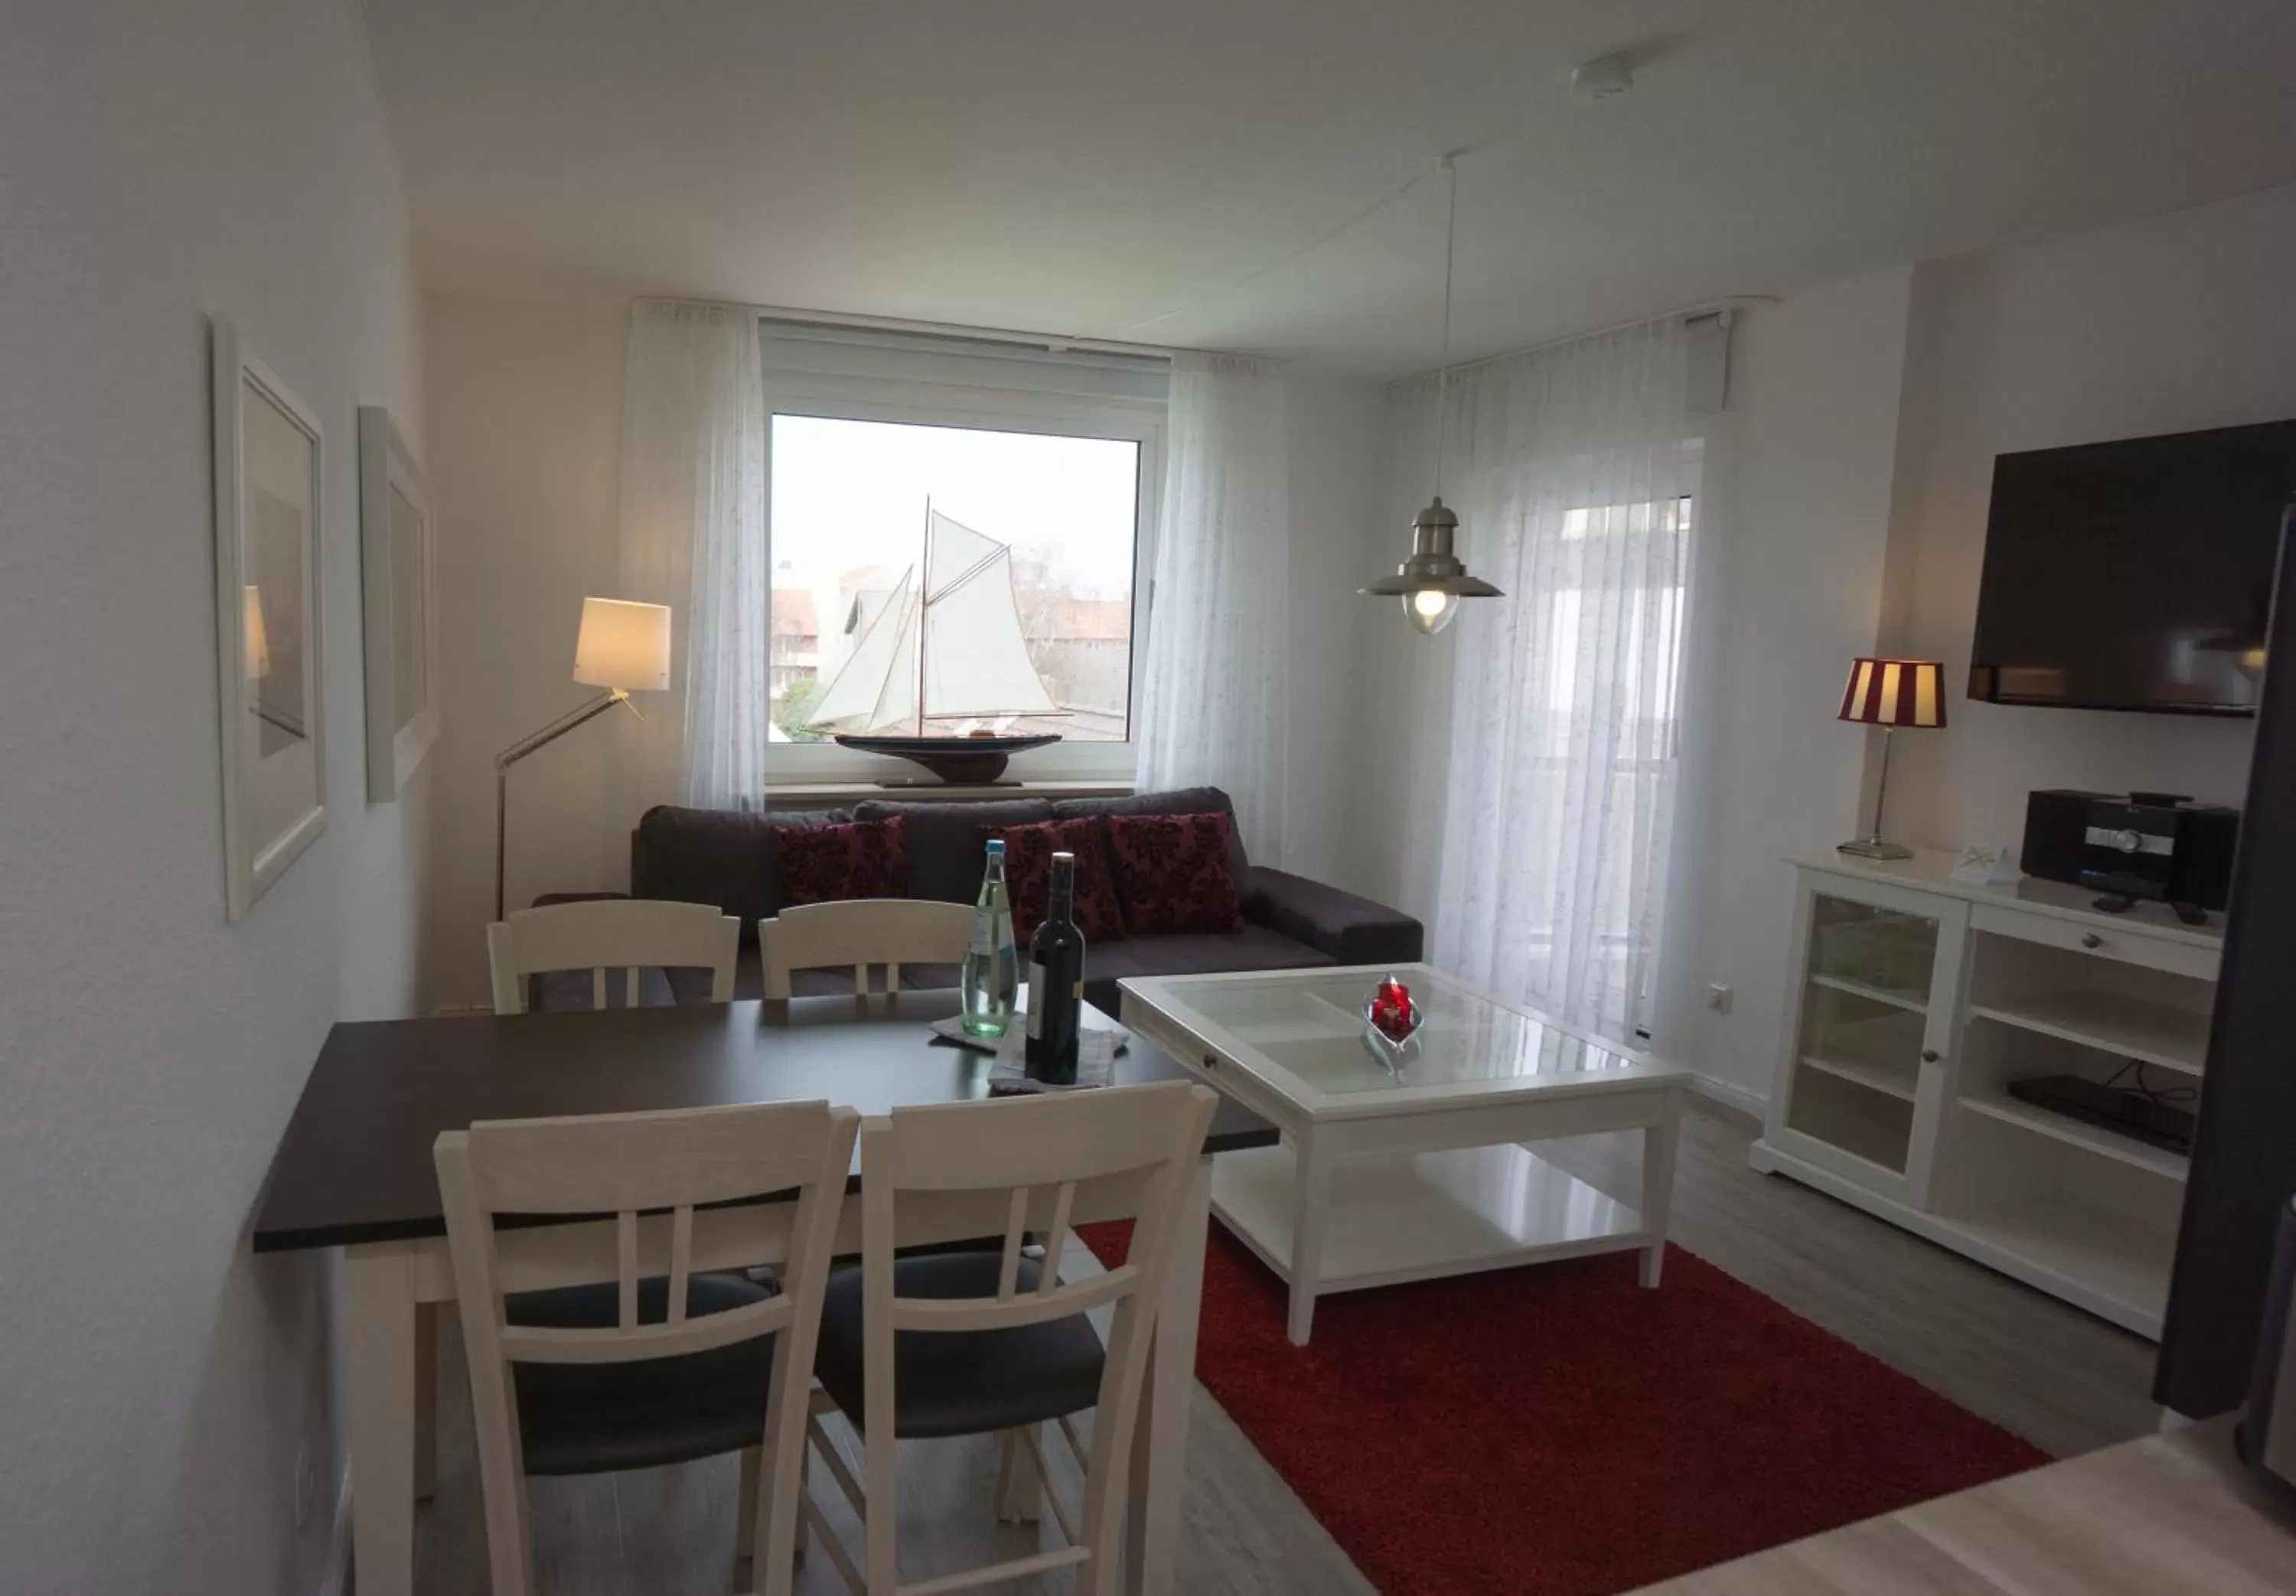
top-left (1369, 977), bottom-right (1414, 1041)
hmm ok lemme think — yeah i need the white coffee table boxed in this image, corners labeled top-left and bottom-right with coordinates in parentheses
top-left (1120, 963), bottom-right (1690, 1344)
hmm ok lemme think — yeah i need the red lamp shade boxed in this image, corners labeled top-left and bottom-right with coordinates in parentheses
top-left (1839, 656), bottom-right (1946, 728)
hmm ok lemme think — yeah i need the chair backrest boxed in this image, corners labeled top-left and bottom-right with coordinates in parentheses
top-left (488, 897), bottom-right (740, 1014)
top-left (855, 1080), bottom-right (1217, 1591)
top-left (436, 1099), bottom-right (859, 1596)
top-left (759, 898), bottom-right (974, 999)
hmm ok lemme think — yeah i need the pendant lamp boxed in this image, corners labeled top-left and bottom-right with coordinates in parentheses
top-left (1363, 155), bottom-right (1502, 635)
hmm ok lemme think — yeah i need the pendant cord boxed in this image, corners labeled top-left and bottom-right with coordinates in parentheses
top-left (1433, 153), bottom-right (1457, 500)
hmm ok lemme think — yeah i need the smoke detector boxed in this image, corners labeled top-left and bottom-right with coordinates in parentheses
top-left (1570, 54), bottom-right (1636, 101)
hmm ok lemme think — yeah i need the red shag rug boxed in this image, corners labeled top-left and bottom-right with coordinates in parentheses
top-left (1080, 1221), bottom-right (2045, 1595)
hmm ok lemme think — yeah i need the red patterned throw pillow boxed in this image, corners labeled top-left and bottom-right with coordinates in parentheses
top-left (774, 816), bottom-right (909, 906)
top-left (987, 817), bottom-right (1127, 943)
top-left (1104, 811), bottom-right (1244, 936)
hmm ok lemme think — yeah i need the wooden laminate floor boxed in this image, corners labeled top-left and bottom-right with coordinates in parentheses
top-left (402, 1099), bottom-right (2158, 1595)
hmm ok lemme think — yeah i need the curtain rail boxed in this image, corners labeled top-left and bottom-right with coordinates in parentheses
top-left (1385, 295), bottom-right (1777, 388)
top-left (637, 295), bottom-right (1277, 367)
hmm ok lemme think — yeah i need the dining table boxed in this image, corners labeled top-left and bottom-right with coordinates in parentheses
top-left (250, 989), bottom-right (1277, 1596)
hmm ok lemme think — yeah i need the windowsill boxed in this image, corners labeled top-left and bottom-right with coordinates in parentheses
top-left (763, 779), bottom-right (1134, 805)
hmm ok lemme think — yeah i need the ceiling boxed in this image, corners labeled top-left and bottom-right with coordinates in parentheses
top-left (364, 0), bottom-right (2296, 376)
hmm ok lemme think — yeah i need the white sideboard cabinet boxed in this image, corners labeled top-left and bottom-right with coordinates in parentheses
top-left (1750, 850), bottom-right (2221, 1337)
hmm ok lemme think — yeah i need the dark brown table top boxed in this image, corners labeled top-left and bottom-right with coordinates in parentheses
top-left (251, 992), bottom-right (1273, 1252)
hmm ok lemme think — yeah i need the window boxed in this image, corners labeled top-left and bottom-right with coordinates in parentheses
top-left (1512, 488), bottom-right (1694, 1031)
top-left (758, 324), bottom-right (1164, 782)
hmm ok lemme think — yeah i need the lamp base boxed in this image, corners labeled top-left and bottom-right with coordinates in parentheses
top-left (1836, 838), bottom-right (1914, 861)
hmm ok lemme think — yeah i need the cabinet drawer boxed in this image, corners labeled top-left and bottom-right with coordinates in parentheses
top-left (1968, 904), bottom-right (2219, 982)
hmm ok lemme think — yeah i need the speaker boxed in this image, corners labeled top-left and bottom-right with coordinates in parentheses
top-left (2020, 788), bottom-right (2099, 888)
top-left (2020, 789), bottom-right (2242, 910)
top-left (2178, 804), bottom-right (2244, 913)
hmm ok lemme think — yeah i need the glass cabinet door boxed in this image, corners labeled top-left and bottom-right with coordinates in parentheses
top-left (1782, 893), bottom-right (1941, 1174)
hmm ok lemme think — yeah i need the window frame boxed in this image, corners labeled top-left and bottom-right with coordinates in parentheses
top-left (759, 352), bottom-right (1164, 787)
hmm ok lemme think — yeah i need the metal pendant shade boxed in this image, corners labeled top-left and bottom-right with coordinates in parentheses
top-left (1363, 155), bottom-right (1502, 635)
top-left (1363, 497), bottom-right (1503, 634)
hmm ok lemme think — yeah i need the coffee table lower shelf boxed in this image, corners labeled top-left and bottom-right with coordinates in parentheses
top-left (1210, 1140), bottom-right (1652, 1297)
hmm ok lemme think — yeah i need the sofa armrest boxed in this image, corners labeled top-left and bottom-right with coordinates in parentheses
top-left (1242, 867), bottom-right (1424, 967)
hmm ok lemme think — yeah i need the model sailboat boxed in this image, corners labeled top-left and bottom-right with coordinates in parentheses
top-left (804, 503), bottom-right (1065, 783)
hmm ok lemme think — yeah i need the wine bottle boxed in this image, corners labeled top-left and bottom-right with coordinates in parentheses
top-left (1025, 851), bottom-right (1086, 1084)
top-left (960, 839), bottom-right (1017, 1038)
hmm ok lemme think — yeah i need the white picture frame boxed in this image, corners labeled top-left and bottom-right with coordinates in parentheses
top-left (212, 316), bottom-right (328, 921)
top-left (357, 406), bottom-right (440, 800)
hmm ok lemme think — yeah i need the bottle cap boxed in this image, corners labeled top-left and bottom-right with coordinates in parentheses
top-left (1052, 850), bottom-right (1075, 863)
top-left (985, 839), bottom-right (1004, 854)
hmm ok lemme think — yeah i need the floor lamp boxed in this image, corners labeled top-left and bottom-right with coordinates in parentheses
top-left (494, 598), bottom-right (672, 920)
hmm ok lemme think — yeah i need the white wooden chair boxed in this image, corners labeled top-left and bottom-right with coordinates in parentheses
top-left (759, 899), bottom-right (975, 999)
top-left (435, 1099), bottom-right (859, 1596)
top-left (801, 1080), bottom-right (1219, 1596)
top-left (488, 897), bottom-right (741, 1014)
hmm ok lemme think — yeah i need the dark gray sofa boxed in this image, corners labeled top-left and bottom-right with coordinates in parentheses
top-left (592, 785), bottom-right (1421, 1014)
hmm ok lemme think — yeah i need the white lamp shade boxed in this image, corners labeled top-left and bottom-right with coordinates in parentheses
top-left (572, 598), bottom-right (671, 691)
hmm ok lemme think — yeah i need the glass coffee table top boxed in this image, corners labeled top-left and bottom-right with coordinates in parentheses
top-left (1120, 963), bottom-right (1678, 1119)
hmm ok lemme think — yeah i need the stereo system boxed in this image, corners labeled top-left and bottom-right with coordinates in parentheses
top-left (2020, 789), bottom-right (2241, 912)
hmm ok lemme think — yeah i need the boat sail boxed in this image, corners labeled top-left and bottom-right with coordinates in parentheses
top-left (804, 503), bottom-right (1066, 780)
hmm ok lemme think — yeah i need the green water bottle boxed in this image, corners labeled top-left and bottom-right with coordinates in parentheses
top-left (960, 839), bottom-right (1017, 1037)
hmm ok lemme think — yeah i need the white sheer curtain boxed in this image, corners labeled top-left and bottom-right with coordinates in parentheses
top-left (1416, 319), bottom-right (1696, 1044)
top-left (1135, 353), bottom-right (1292, 862)
top-left (613, 301), bottom-right (769, 816)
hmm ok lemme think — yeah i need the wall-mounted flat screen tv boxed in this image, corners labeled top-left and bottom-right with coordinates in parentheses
top-left (1968, 419), bottom-right (2296, 716)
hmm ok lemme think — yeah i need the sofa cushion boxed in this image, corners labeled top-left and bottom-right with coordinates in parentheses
top-left (851, 798), bottom-right (1052, 904)
top-left (775, 816), bottom-right (910, 905)
top-left (1104, 811), bottom-right (1244, 936)
top-left (990, 816), bottom-right (1127, 943)
top-left (1081, 924), bottom-right (1334, 1015)
top-left (1052, 787), bottom-right (1248, 880)
top-left (631, 805), bottom-right (851, 929)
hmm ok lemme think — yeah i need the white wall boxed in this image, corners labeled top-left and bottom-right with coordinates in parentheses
top-left (424, 294), bottom-right (630, 1008)
top-left (1280, 376), bottom-right (1390, 885)
top-left (1877, 187), bottom-right (2296, 846)
top-left (0, 2), bottom-right (426, 1592)
top-left (1650, 269), bottom-right (1917, 1102)
top-left (1632, 187), bottom-right (2296, 1107)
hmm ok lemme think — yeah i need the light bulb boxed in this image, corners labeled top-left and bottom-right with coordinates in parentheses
top-left (1404, 588), bottom-right (1459, 636)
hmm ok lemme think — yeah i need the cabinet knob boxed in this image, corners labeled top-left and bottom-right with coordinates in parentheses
top-left (1921, 1048), bottom-right (1942, 1063)
top-left (2080, 933), bottom-right (2105, 950)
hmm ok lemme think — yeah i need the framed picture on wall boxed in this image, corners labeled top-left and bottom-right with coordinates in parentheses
top-left (357, 406), bottom-right (439, 800)
top-left (211, 315), bottom-right (328, 921)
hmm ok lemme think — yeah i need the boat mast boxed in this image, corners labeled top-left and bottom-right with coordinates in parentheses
top-left (915, 496), bottom-right (931, 734)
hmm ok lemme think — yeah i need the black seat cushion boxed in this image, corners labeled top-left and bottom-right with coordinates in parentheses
top-left (814, 1251), bottom-right (1104, 1440)
top-left (1079, 923), bottom-right (1336, 1015)
top-left (506, 1272), bottom-right (778, 1476)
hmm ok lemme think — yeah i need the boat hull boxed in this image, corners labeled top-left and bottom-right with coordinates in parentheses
top-left (832, 733), bottom-right (1063, 785)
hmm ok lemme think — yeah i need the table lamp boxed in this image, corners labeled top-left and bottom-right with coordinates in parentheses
top-left (1836, 656), bottom-right (1945, 861)
top-left (494, 598), bottom-right (672, 920)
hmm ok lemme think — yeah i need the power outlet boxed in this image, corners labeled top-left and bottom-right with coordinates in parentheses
top-left (1705, 982), bottom-right (1734, 1015)
top-left (294, 1440), bottom-right (316, 1529)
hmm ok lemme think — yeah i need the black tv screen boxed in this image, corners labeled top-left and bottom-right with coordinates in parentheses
top-left (1968, 419), bottom-right (2296, 716)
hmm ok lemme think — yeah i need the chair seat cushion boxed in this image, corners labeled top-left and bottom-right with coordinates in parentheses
top-left (814, 1251), bottom-right (1104, 1440)
top-left (507, 1272), bottom-right (777, 1476)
